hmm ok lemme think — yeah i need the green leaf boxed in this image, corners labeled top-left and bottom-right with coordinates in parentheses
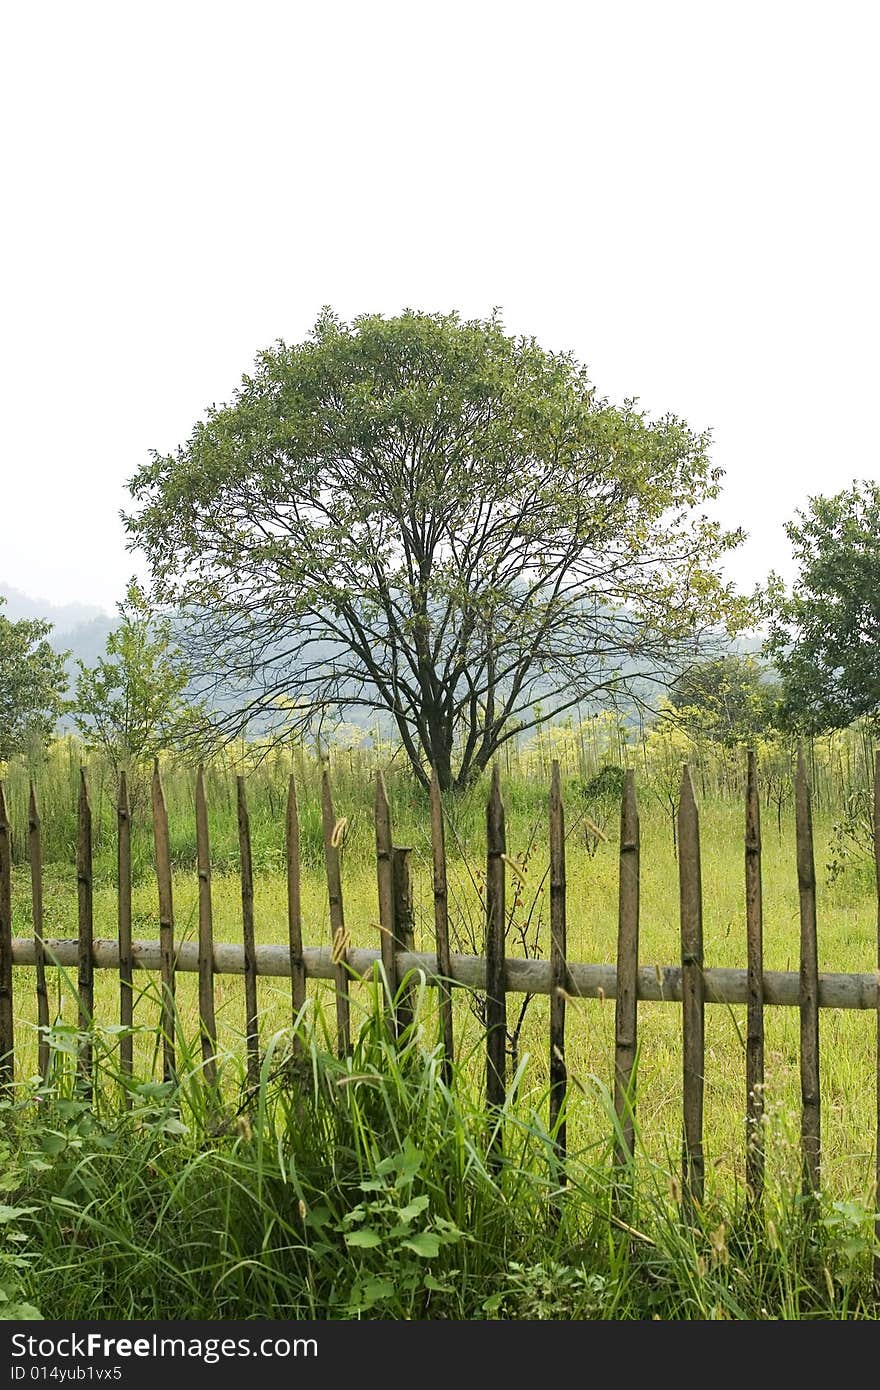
top-left (396, 1195), bottom-right (430, 1223)
top-left (344, 1229), bottom-right (383, 1249)
top-left (401, 1232), bottom-right (441, 1258)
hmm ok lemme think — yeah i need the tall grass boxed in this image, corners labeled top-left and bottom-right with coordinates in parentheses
top-left (3, 987), bottom-right (878, 1321)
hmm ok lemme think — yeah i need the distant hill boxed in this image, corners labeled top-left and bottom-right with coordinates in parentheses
top-left (0, 583), bottom-right (116, 707)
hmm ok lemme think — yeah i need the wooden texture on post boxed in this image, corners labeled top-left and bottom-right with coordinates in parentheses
top-left (321, 770), bottom-right (350, 1057)
top-left (286, 775), bottom-right (306, 1054)
top-left (117, 772), bottom-right (133, 1089)
top-left (429, 770), bottom-right (454, 1083)
top-left (745, 750), bottom-right (765, 1206)
top-left (194, 768), bottom-right (217, 1085)
top-left (485, 766), bottom-right (507, 1156)
top-left (374, 771), bottom-right (397, 1025)
top-left (614, 769), bottom-right (640, 1168)
top-left (237, 776), bottom-right (260, 1091)
top-left (151, 763), bottom-right (176, 1082)
top-left (391, 846), bottom-right (415, 1033)
top-left (874, 749), bottom-right (880, 1291)
top-left (29, 783), bottom-right (49, 1081)
top-left (77, 769), bottom-right (94, 1090)
top-left (678, 766), bottom-right (704, 1208)
top-left (0, 783), bottom-right (13, 1091)
top-left (549, 761), bottom-right (567, 1168)
top-left (796, 746), bottom-right (820, 1202)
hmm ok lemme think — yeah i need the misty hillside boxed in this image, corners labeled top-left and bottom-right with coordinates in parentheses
top-left (0, 582), bottom-right (116, 694)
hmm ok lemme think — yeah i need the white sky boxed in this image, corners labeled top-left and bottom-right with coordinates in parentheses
top-left (2, 0), bottom-right (877, 615)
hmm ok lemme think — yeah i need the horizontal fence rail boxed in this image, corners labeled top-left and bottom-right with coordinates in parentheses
top-left (7, 938), bottom-right (880, 1009)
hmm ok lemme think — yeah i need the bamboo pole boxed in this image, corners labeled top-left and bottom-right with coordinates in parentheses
top-left (745, 750), bottom-right (765, 1206)
top-left (7, 936), bottom-right (880, 1008)
top-left (796, 746), bottom-right (820, 1203)
top-left (151, 762), bottom-right (175, 1082)
top-left (486, 766), bottom-right (507, 1162)
top-left (77, 769), bottom-right (94, 1092)
top-left (549, 761), bottom-right (567, 1170)
top-left (117, 772), bottom-right (133, 1091)
top-left (429, 770), bottom-right (454, 1084)
top-left (28, 782), bottom-right (49, 1081)
top-left (194, 768), bottom-right (217, 1085)
top-left (392, 846), bottom-right (415, 1033)
top-left (287, 775), bottom-right (306, 1054)
top-left (374, 770), bottom-right (397, 1027)
top-left (237, 776), bottom-right (260, 1091)
top-left (0, 783), bottom-right (13, 1093)
top-left (614, 768), bottom-right (640, 1168)
top-left (321, 770), bottom-right (350, 1057)
top-left (874, 748), bottom-right (880, 1291)
top-left (678, 766), bottom-right (704, 1208)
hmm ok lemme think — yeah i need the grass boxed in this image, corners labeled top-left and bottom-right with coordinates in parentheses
top-left (1, 990), bottom-right (878, 1321)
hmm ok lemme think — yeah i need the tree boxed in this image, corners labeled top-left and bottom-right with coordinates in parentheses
top-left (73, 578), bottom-right (207, 784)
top-left (125, 309), bottom-right (746, 790)
top-left (766, 481), bottom-right (880, 733)
top-left (0, 600), bottom-right (68, 762)
top-left (666, 653), bottom-right (782, 746)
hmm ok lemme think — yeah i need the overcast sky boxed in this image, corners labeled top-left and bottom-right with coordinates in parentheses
top-left (2, 1), bottom-right (877, 616)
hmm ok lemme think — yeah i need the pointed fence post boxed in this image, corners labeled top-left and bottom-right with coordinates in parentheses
top-left (374, 771), bottom-right (397, 1031)
top-left (429, 770), bottom-right (454, 1084)
top-left (151, 762), bottom-right (176, 1083)
top-left (321, 770), bottom-right (351, 1057)
top-left (678, 765), bottom-right (704, 1209)
top-left (614, 769), bottom-right (640, 1169)
top-left (796, 746), bottom-right (820, 1207)
top-left (195, 768), bottom-right (217, 1086)
top-left (286, 775), bottom-right (306, 1053)
top-left (486, 767), bottom-right (507, 1166)
top-left (0, 783), bottom-right (13, 1094)
top-left (391, 846), bottom-right (415, 1032)
top-left (745, 750), bottom-right (765, 1207)
top-left (29, 783), bottom-right (49, 1082)
top-left (77, 769), bottom-right (94, 1093)
top-left (237, 776), bottom-right (260, 1092)
top-left (117, 772), bottom-right (133, 1093)
top-left (549, 761), bottom-right (568, 1175)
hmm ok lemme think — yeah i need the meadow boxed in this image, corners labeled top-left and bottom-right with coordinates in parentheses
top-left (1, 725), bottom-right (879, 1318)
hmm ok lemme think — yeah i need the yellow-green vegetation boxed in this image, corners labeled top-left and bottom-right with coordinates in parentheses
top-left (3, 724), bottom-right (878, 1216)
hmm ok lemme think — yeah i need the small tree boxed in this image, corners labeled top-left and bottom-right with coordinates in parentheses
top-left (0, 600), bottom-right (68, 763)
top-left (667, 653), bottom-right (782, 746)
top-left (73, 579), bottom-right (206, 792)
top-left (766, 481), bottom-right (880, 733)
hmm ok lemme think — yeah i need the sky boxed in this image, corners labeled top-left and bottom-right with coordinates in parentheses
top-left (2, 0), bottom-right (877, 616)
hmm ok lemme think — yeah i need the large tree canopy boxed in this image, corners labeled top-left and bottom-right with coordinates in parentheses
top-left (766, 481), bottom-right (880, 732)
top-left (125, 309), bottom-right (745, 789)
top-left (0, 600), bottom-right (68, 762)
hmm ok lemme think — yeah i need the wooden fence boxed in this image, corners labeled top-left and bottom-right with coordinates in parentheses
top-left (1, 750), bottom-right (879, 1242)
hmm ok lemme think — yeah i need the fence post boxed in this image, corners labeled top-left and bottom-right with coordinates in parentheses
top-left (486, 766), bottom-right (507, 1166)
top-left (614, 768), bottom-right (639, 1170)
top-left (429, 770), bottom-right (454, 1084)
top-left (237, 776), bottom-right (260, 1092)
top-left (151, 762), bottom-right (176, 1083)
top-left (321, 770), bottom-right (351, 1057)
top-left (117, 772), bottom-right (133, 1093)
top-left (796, 746), bottom-right (820, 1207)
top-left (874, 748), bottom-right (880, 1291)
top-left (76, 769), bottom-right (94, 1093)
top-left (549, 761), bottom-right (567, 1175)
top-left (0, 783), bottom-right (13, 1093)
top-left (745, 750), bottom-right (765, 1207)
top-left (194, 768), bottom-right (218, 1086)
top-left (678, 765), bottom-right (704, 1209)
top-left (286, 775), bottom-right (306, 1052)
top-left (29, 782), bottom-right (49, 1082)
top-left (374, 771), bottom-right (397, 1030)
top-left (391, 845), bottom-right (415, 1033)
